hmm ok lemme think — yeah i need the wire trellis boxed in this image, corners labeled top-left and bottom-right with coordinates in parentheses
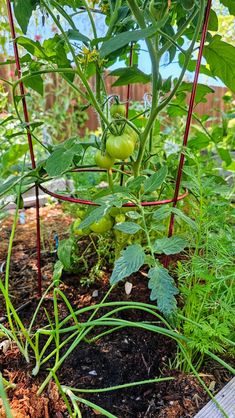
top-left (6, 0), bottom-right (212, 295)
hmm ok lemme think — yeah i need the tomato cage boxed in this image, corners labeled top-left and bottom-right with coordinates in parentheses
top-left (6, 0), bottom-right (212, 297)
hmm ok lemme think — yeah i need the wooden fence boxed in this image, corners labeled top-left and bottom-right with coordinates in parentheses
top-left (0, 58), bottom-right (230, 132)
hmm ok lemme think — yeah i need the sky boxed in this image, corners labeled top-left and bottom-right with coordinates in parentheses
top-left (4, 1), bottom-right (224, 87)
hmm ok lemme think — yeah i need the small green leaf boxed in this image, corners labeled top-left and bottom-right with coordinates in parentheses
top-left (66, 29), bottom-right (90, 45)
top-left (217, 148), bottom-right (232, 166)
top-left (153, 236), bottom-right (187, 255)
top-left (172, 208), bottom-right (197, 230)
top-left (188, 132), bottom-right (211, 150)
top-left (114, 222), bottom-right (142, 234)
top-left (53, 260), bottom-right (64, 286)
top-left (24, 74), bottom-right (44, 96)
top-left (110, 67), bottom-right (151, 87)
top-left (79, 206), bottom-right (111, 230)
top-left (100, 26), bottom-right (158, 58)
top-left (208, 9), bottom-right (218, 31)
top-left (127, 176), bottom-right (146, 192)
top-left (152, 206), bottom-right (171, 222)
top-left (144, 166), bottom-right (168, 193)
top-left (110, 244), bottom-right (145, 285)
top-left (148, 267), bottom-right (178, 315)
top-left (57, 239), bottom-right (73, 271)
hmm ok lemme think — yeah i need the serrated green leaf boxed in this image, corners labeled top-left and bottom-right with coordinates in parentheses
top-left (57, 239), bottom-right (73, 271)
top-left (203, 35), bottom-right (235, 93)
top-left (176, 82), bottom-right (214, 105)
top-left (45, 149), bottom-right (74, 177)
top-left (110, 244), bottom-right (145, 285)
top-left (153, 236), bottom-right (187, 255)
top-left (127, 176), bottom-right (146, 192)
top-left (79, 205), bottom-right (111, 230)
top-left (114, 222), bottom-right (142, 234)
top-left (172, 208), bottom-right (197, 230)
top-left (148, 267), bottom-right (178, 315)
top-left (144, 166), bottom-right (168, 193)
top-left (126, 211), bottom-right (142, 220)
top-left (152, 206), bottom-right (171, 222)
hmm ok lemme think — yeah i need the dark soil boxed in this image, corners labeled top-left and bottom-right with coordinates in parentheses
top-left (0, 205), bottom-right (232, 418)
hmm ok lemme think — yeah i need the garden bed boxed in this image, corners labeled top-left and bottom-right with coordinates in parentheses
top-left (0, 205), bottom-right (232, 418)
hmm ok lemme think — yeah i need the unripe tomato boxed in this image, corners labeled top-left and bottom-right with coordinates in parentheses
top-left (76, 209), bottom-right (86, 219)
top-left (124, 125), bottom-right (139, 146)
top-left (90, 215), bottom-right (113, 233)
top-left (106, 133), bottom-right (135, 159)
top-left (182, 0), bottom-right (194, 10)
top-left (115, 214), bottom-right (126, 223)
top-left (95, 150), bottom-right (115, 169)
top-left (110, 207), bottom-right (137, 217)
top-left (72, 218), bottom-right (83, 236)
top-left (149, 0), bottom-right (168, 20)
top-left (110, 103), bottom-right (126, 119)
top-left (72, 218), bottom-right (90, 236)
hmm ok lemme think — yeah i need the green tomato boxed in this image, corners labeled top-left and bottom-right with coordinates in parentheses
top-left (124, 125), bottom-right (139, 145)
top-left (149, 0), bottom-right (168, 20)
top-left (115, 214), bottom-right (126, 223)
top-left (110, 207), bottom-right (137, 217)
top-left (72, 218), bottom-right (83, 236)
top-left (72, 218), bottom-right (90, 236)
top-left (76, 209), bottom-right (86, 219)
top-left (110, 103), bottom-right (126, 119)
top-left (106, 133), bottom-right (135, 160)
top-left (95, 150), bottom-right (115, 169)
top-left (90, 215), bottom-right (113, 233)
top-left (182, 0), bottom-right (194, 10)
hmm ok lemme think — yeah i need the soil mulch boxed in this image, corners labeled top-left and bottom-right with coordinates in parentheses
top-left (0, 205), bottom-right (232, 418)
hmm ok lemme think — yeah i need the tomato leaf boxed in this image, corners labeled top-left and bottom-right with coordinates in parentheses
top-left (24, 74), bottom-right (44, 96)
top-left (110, 67), bottom-right (151, 87)
top-left (57, 239), bottom-right (73, 271)
top-left (114, 222), bottom-right (142, 234)
top-left (66, 29), bottom-right (90, 45)
top-left (79, 206), bottom-right (111, 230)
top-left (13, 0), bottom-right (38, 34)
top-left (110, 244), bottom-right (145, 285)
top-left (217, 148), bottom-right (232, 166)
top-left (148, 267), bottom-right (178, 315)
top-left (143, 166), bottom-right (168, 193)
top-left (203, 35), bottom-right (235, 93)
top-left (208, 9), bottom-right (218, 32)
top-left (53, 260), bottom-right (64, 285)
top-left (100, 26), bottom-right (158, 58)
top-left (219, 0), bottom-right (235, 15)
top-left (153, 236), bottom-right (187, 255)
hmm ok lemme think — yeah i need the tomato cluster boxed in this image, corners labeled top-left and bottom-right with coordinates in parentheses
top-left (95, 102), bottom-right (138, 169)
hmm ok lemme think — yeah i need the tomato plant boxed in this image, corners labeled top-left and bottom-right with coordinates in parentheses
top-left (1, 0), bottom-right (234, 319)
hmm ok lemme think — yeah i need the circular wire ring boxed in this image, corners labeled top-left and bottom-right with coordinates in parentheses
top-left (39, 185), bottom-right (188, 207)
